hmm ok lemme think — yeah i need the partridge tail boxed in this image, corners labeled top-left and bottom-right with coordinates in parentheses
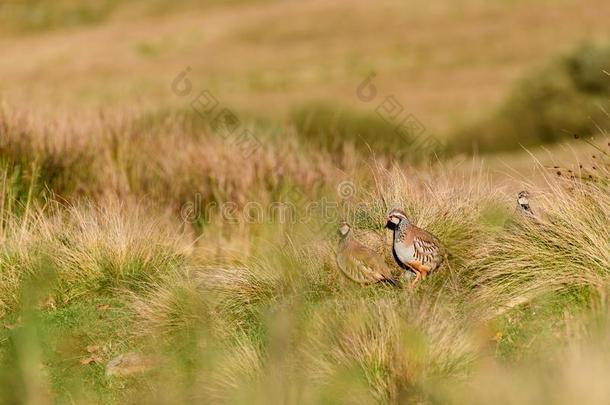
top-left (382, 277), bottom-right (399, 287)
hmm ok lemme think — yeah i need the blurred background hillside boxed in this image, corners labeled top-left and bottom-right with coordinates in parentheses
top-left (1, 0), bottom-right (610, 157)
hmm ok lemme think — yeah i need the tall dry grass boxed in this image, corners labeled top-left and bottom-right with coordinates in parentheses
top-left (1, 105), bottom-right (609, 403)
top-left (122, 161), bottom-right (509, 402)
top-left (470, 164), bottom-right (610, 318)
top-left (0, 106), bottom-right (342, 209)
top-left (119, 145), bottom-right (610, 403)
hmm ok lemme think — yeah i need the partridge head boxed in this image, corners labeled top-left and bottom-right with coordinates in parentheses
top-left (387, 208), bottom-right (412, 229)
top-left (516, 191), bottom-right (534, 217)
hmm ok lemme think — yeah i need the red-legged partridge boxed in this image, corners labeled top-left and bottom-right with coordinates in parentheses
top-left (336, 222), bottom-right (397, 285)
top-left (386, 208), bottom-right (444, 288)
top-left (516, 190), bottom-right (534, 217)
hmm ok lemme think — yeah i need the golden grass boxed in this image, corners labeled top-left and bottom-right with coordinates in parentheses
top-left (0, 139), bottom-right (607, 402)
top-left (1, 94), bottom-right (608, 401)
top-left (0, 105), bottom-right (343, 208)
top-left (470, 166), bottom-right (610, 319)
top-left (1, 1), bottom-right (610, 400)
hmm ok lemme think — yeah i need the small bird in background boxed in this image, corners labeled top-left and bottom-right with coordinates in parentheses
top-left (516, 190), bottom-right (534, 217)
top-left (336, 222), bottom-right (397, 285)
top-left (386, 208), bottom-right (444, 288)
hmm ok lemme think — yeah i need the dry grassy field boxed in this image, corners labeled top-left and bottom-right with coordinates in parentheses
top-left (1, 1), bottom-right (610, 403)
top-left (3, 0), bottom-right (610, 128)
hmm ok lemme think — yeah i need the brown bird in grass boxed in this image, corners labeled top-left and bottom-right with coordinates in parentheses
top-left (336, 222), bottom-right (397, 285)
top-left (386, 208), bottom-right (444, 288)
top-left (516, 190), bottom-right (534, 217)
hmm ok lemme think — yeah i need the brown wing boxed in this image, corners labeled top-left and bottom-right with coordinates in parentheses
top-left (338, 240), bottom-right (396, 284)
top-left (409, 227), bottom-right (444, 271)
top-left (337, 255), bottom-right (381, 284)
top-left (351, 241), bottom-right (397, 282)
